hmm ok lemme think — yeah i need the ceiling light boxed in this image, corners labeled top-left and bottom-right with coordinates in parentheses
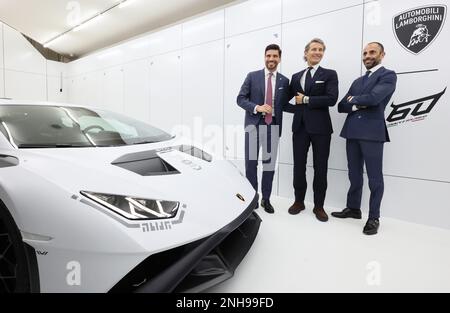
top-left (42, 0), bottom-right (137, 48)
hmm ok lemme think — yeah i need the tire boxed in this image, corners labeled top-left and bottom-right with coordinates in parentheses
top-left (0, 203), bottom-right (32, 293)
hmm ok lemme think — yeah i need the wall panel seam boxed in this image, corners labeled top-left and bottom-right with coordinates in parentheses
top-left (282, 2), bottom-right (365, 25)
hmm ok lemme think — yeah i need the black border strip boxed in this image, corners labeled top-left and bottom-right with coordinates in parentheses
top-left (397, 69), bottom-right (439, 75)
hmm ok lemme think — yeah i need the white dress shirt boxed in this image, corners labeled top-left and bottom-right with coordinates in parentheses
top-left (300, 63), bottom-right (320, 91)
top-left (367, 63), bottom-right (383, 77)
top-left (290, 63), bottom-right (320, 105)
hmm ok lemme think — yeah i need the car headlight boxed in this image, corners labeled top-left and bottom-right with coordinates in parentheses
top-left (81, 191), bottom-right (179, 220)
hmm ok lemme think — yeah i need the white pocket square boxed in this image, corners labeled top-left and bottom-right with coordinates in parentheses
top-left (278, 87), bottom-right (284, 90)
top-left (315, 81), bottom-right (325, 84)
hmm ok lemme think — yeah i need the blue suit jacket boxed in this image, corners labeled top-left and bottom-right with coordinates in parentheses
top-left (338, 67), bottom-right (397, 143)
top-left (237, 69), bottom-right (290, 136)
top-left (287, 66), bottom-right (338, 134)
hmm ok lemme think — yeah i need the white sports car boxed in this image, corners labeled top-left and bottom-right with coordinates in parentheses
top-left (0, 99), bottom-right (260, 293)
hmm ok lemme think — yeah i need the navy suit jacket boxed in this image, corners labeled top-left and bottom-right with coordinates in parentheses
top-left (287, 66), bottom-right (339, 134)
top-left (237, 69), bottom-right (290, 137)
top-left (338, 67), bottom-right (397, 143)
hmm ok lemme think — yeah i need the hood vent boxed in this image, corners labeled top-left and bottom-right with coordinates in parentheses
top-left (112, 150), bottom-right (179, 176)
top-left (112, 145), bottom-right (211, 176)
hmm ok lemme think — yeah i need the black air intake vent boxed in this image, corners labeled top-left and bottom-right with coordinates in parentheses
top-left (112, 150), bottom-right (179, 176)
top-left (112, 145), bottom-right (211, 176)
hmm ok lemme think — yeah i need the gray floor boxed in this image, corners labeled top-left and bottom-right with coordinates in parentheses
top-left (209, 196), bottom-right (450, 293)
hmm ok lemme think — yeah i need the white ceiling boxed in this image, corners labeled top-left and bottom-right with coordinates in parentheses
top-left (0, 0), bottom-right (237, 58)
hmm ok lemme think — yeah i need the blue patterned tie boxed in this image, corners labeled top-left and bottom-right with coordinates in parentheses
top-left (362, 70), bottom-right (371, 88)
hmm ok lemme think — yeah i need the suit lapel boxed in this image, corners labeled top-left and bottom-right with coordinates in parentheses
top-left (297, 70), bottom-right (306, 93)
top-left (306, 66), bottom-right (323, 94)
top-left (314, 66), bottom-right (324, 81)
top-left (259, 69), bottom-right (266, 99)
top-left (274, 74), bottom-right (284, 106)
top-left (361, 66), bottom-right (385, 93)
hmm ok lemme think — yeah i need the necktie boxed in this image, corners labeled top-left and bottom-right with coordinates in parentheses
top-left (362, 70), bottom-right (371, 88)
top-left (265, 72), bottom-right (274, 125)
top-left (304, 67), bottom-right (313, 95)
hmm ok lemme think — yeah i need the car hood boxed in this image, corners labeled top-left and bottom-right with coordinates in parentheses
top-left (12, 137), bottom-right (256, 237)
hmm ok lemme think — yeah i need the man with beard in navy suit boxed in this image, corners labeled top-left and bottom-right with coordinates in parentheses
top-left (237, 44), bottom-right (290, 214)
top-left (332, 42), bottom-right (397, 235)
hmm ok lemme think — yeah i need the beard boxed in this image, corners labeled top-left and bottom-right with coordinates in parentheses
top-left (364, 58), bottom-right (380, 70)
top-left (266, 61), bottom-right (278, 71)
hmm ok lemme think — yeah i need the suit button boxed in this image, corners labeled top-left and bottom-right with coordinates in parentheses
top-left (358, 116), bottom-right (362, 119)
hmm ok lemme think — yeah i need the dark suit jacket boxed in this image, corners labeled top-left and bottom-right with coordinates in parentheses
top-left (237, 69), bottom-right (290, 136)
top-left (287, 66), bottom-right (339, 134)
top-left (338, 67), bottom-right (397, 142)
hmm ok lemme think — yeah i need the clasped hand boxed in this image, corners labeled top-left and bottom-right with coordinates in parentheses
top-left (256, 104), bottom-right (273, 114)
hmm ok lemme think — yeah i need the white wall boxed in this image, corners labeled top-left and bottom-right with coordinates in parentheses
top-left (364, 0), bottom-right (450, 182)
top-left (0, 69), bottom-right (4, 98)
top-left (0, 22), bottom-right (68, 103)
top-left (47, 60), bottom-right (68, 103)
top-left (3, 24), bottom-right (47, 101)
top-left (123, 59), bottom-right (150, 122)
top-left (0, 23), bottom-right (4, 98)
top-left (65, 0), bottom-right (450, 229)
top-left (67, 71), bottom-right (102, 107)
top-left (149, 51), bottom-right (182, 131)
top-left (182, 40), bottom-right (224, 149)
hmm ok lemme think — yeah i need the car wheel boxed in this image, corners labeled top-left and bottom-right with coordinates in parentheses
top-left (0, 203), bottom-right (32, 293)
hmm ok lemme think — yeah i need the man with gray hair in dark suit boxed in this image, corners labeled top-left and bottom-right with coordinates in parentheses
top-left (286, 38), bottom-right (339, 222)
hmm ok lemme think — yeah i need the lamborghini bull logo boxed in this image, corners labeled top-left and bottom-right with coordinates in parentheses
top-left (407, 24), bottom-right (431, 48)
top-left (393, 5), bottom-right (447, 55)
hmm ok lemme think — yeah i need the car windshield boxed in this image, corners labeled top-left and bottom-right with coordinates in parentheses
top-left (0, 105), bottom-right (173, 148)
